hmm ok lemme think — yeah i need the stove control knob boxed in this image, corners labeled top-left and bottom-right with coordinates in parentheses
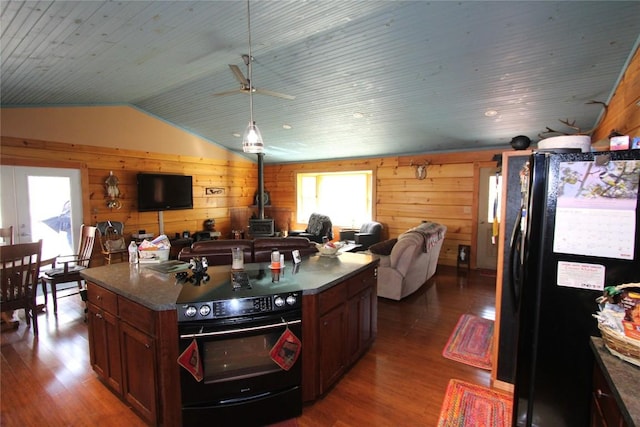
top-left (286, 295), bottom-right (297, 306)
top-left (199, 304), bottom-right (211, 317)
top-left (185, 306), bottom-right (197, 318)
top-left (274, 296), bottom-right (285, 307)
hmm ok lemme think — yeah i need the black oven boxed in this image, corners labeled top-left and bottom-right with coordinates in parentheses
top-left (177, 291), bottom-right (302, 427)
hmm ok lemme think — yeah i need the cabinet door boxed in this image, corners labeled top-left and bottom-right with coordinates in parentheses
top-left (347, 287), bottom-right (373, 364)
top-left (87, 303), bottom-right (122, 394)
top-left (591, 363), bottom-right (627, 427)
top-left (120, 321), bottom-right (158, 425)
top-left (319, 305), bottom-right (346, 394)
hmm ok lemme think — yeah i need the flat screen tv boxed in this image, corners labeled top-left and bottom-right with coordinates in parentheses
top-left (137, 173), bottom-right (193, 212)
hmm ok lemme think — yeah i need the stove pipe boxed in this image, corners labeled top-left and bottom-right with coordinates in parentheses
top-left (257, 152), bottom-right (265, 219)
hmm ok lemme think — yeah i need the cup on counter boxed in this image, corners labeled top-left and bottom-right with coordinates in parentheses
top-left (231, 247), bottom-right (244, 270)
top-left (271, 269), bottom-right (280, 282)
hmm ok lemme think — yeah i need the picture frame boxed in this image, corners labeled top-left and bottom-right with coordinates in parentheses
top-left (457, 244), bottom-right (470, 269)
top-left (292, 249), bottom-right (302, 264)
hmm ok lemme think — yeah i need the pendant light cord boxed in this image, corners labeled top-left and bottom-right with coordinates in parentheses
top-left (247, 0), bottom-right (254, 125)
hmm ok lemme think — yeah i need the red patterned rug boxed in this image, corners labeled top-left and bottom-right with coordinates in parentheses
top-left (442, 314), bottom-right (493, 370)
top-left (437, 379), bottom-right (512, 427)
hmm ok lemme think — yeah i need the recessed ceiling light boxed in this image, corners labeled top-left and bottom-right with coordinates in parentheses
top-left (484, 109), bottom-right (498, 117)
top-left (353, 112), bottom-right (364, 119)
top-left (232, 132), bottom-right (241, 138)
top-left (282, 124), bottom-right (292, 129)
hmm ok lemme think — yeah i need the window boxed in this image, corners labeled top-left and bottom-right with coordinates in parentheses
top-left (296, 170), bottom-right (373, 227)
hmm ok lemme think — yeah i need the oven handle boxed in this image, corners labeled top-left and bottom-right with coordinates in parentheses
top-left (179, 318), bottom-right (301, 339)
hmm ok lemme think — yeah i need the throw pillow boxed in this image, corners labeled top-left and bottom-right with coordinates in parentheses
top-left (369, 238), bottom-right (397, 255)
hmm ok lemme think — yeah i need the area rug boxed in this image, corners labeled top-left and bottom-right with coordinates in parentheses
top-left (437, 379), bottom-right (512, 427)
top-left (442, 314), bottom-right (493, 370)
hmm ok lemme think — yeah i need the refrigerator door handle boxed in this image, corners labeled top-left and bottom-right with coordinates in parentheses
top-left (509, 208), bottom-right (523, 311)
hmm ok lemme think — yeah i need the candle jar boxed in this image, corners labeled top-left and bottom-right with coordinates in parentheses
top-left (270, 248), bottom-right (281, 269)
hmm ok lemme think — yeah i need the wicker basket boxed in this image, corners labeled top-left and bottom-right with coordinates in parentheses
top-left (598, 323), bottom-right (640, 367)
top-left (596, 282), bottom-right (640, 367)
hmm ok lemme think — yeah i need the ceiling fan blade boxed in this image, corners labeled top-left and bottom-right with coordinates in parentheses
top-left (228, 64), bottom-right (248, 86)
top-left (254, 88), bottom-right (296, 100)
top-left (213, 88), bottom-right (245, 97)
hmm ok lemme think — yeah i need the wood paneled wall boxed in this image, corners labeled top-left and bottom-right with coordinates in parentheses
top-left (1, 136), bottom-right (256, 249)
top-left (592, 46), bottom-right (640, 143)
top-left (264, 151), bottom-right (501, 268)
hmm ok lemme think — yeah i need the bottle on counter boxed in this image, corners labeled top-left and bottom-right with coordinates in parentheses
top-left (128, 241), bottom-right (138, 264)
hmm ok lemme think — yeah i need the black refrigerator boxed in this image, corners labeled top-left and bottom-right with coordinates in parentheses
top-left (511, 149), bottom-right (640, 427)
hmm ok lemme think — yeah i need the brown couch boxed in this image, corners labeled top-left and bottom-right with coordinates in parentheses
top-left (177, 237), bottom-right (317, 265)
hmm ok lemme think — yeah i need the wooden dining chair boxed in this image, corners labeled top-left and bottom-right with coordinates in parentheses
top-left (40, 224), bottom-right (97, 314)
top-left (0, 240), bottom-right (42, 335)
top-left (0, 226), bottom-right (14, 245)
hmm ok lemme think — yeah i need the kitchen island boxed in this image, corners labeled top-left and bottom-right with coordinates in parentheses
top-left (81, 252), bottom-right (379, 426)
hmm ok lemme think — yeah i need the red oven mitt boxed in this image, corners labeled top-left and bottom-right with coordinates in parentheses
top-left (177, 338), bottom-right (204, 382)
top-left (270, 327), bottom-right (302, 371)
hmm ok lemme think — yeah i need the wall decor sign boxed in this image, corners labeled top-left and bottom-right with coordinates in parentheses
top-left (205, 187), bottom-right (225, 196)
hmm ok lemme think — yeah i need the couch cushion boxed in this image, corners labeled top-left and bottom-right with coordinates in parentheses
top-left (178, 239), bottom-right (253, 264)
top-left (253, 237), bottom-right (317, 262)
top-left (369, 238), bottom-right (397, 255)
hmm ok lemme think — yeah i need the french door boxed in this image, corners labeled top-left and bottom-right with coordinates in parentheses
top-left (0, 166), bottom-right (83, 260)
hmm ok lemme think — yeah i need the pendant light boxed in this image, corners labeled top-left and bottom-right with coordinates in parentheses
top-left (242, 0), bottom-right (264, 154)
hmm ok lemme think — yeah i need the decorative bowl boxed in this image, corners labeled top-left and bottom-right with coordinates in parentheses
top-left (315, 242), bottom-right (344, 256)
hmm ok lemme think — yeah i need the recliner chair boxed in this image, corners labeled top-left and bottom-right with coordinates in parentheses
top-left (289, 213), bottom-right (333, 243)
top-left (354, 221), bottom-right (383, 250)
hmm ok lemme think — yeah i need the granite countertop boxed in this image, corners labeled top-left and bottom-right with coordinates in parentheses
top-left (81, 251), bottom-right (378, 311)
top-left (590, 337), bottom-right (640, 426)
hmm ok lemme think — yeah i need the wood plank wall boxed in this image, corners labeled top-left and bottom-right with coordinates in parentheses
top-left (264, 151), bottom-right (501, 268)
top-left (592, 46), bottom-right (640, 143)
top-left (1, 136), bottom-right (256, 249)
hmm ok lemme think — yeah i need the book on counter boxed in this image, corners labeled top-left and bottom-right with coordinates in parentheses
top-left (143, 260), bottom-right (191, 274)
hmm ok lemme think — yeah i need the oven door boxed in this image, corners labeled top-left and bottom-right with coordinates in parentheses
top-left (177, 310), bottom-right (302, 408)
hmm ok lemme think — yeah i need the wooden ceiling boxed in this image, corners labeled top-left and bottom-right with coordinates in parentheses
top-left (2, 1), bottom-right (639, 163)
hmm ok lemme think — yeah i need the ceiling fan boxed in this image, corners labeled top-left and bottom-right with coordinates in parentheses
top-left (214, 54), bottom-right (295, 100)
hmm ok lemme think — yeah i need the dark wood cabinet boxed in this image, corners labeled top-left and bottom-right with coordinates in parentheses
top-left (590, 361), bottom-right (628, 427)
top-left (87, 285), bottom-right (122, 394)
top-left (120, 321), bottom-right (158, 425)
top-left (347, 269), bottom-right (377, 364)
top-left (86, 282), bottom-right (180, 426)
top-left (302, 264), bottom-right (378, 401)
top-left (319, 304), bottom-right (347, 393)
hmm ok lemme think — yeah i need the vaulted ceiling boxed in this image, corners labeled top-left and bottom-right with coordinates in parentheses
top-left (2, 1), bottom-right (639, 163)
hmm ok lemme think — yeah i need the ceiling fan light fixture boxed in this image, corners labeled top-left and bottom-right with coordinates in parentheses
top-left (242, 121), bottom-right (264, 153)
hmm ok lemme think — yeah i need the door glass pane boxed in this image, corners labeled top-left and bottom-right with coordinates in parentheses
top-left (28, 176), bottom-right (74, 259)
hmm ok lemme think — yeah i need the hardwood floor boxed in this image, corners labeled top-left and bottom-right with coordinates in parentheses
top-left (1, 266), bottom-right (498, 426)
